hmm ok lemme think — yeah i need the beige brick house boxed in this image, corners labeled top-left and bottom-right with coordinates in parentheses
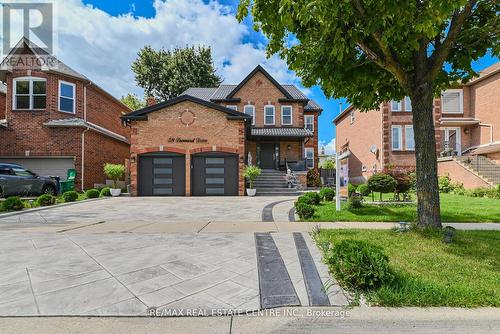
top-left (122, 65), bottom-right (322, 196)
top-left (334, 62), bottom-right (500, 188)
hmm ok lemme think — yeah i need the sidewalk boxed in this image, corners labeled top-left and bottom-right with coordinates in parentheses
top-left (0, 307), bottom-right (498, 334)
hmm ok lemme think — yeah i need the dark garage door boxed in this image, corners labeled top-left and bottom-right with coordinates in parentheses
top-left (138, 153), bottom-right (185, 196)
top-left (192, 152), bottom-right (238, 196)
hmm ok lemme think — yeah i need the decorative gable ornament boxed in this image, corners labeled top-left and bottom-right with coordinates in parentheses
top-left (179, 110), bottom-right (196, 126)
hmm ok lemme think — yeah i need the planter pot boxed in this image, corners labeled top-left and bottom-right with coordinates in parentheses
top-left (247, 188), bottom-right (257, 197)
top-left (110, 188), bottom-right (122, 197)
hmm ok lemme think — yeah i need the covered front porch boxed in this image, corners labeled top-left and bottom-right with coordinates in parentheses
top-left (247, 127), bottom-right (314, 171)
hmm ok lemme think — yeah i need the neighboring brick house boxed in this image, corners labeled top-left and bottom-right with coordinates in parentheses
top-left (334, 62), bottom-right (500, 188)
top-left (122, 65), bottom-right (322, 196)
top-left (0, 38), bottom-right (130, 190)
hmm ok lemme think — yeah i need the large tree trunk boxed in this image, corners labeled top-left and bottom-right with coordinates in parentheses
top-left (410, 82), bottom-right (442, 228)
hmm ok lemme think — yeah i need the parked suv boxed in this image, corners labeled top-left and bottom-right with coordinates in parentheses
top-left (0, 163), bottom-right (59, 197)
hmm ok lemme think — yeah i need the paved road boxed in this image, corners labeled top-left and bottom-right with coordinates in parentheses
top-left (0, 307), bottom-right (498, 333)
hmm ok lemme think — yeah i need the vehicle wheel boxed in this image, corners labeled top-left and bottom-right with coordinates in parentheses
top-left (42, 185), bottom-right (56, 196)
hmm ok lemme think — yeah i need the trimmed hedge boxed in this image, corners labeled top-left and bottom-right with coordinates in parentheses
top-left (36, 194), bottom-right (56, 207)
top-left (62, 191), bottom-right (79, 202)
top-left (357, 183), bottom-right (370, 196)
top-left (297, 192), bottom-right (321, 205)
top-left (2, 196), bottom-right (24, 211)
top-left (347, 194), bottom-right (363, 210)
top-left (324, 239), bottom-right (393, 291)
top-left (100, 187), bottom-right (111, 197)
top-left (319, 188), bottom-right (335, 201)
top-left (295, 202), bottom-right (315, 219)
top-left (85, 189), bottom-right (100, 199)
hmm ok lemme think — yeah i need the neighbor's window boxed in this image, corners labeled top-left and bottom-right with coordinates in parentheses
top-left (244, 105), bottom-right (255, 125)
top-left (350, 110), bottom-right (355, 124)
top-left (264, 105), bottom-right (275, 125)
top-left (59, 81), bottom-right (76, 113)
top-left (405, 125), bottom-right (415, 151)
top-left (226, 105), bottom-right (238, 111)
top-left (441, 90), bottom-right (463, 114)
top-left (405, 97), bottom-right (412, 112)
top-left (305, 148), bottom-right (314, 169)
top-left (304, 115), bottom-right (314, 132)
top-left (281, 106), bottom-right (292, 125)
top-left (13, 77), bottom-right (46, 110)
top-left (392, 125), bottom-right (402, 150)
top-left (391, 100), bottom-right (402, 112)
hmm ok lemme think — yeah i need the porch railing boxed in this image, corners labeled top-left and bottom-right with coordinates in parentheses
top-left (458, 156), bottom-right (500, 185)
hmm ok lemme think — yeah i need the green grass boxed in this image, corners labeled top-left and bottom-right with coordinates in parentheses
top-left (316, 229), bottom-right (500, 307)
top-left (305, 193), bottom-right (500, 222)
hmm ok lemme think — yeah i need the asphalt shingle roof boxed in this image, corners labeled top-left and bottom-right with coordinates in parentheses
top-left (250, 127), bottom-right (313, 137)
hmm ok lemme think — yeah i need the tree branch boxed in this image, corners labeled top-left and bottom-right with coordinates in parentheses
top-left (427, 0), bottom-right (476, 81)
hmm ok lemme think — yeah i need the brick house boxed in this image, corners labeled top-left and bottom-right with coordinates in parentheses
top-left (334, 62), bottom-right (500, 188)
top-left (122, 65), bottom-right (322, 196)
top-left (0, 38), bottom-right (130, 190)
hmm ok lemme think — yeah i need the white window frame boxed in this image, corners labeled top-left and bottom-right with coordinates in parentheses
top-left (58, 80), bottom-right (76, 114)
top-left (391, 125), bottom-right (403, 151)
top-left (441, 89), bottom-right (463, 114)
top-left (305, 147), bottom-right (314, 169)
top-left (244, 105), bottom-right (255, 125)
top-left (304, 115), bottom-right (314, 132)
top-left (226, 105), bottom-right (238, 111)
top-left (264, 105), bottom-right (275, 125)
top-left (405, 125), bottom-right (415, 151)
top-left (404, 97), bottom-right (412, 112)
top-left (281, 105), bottom-right (293, 125)
top-left (391, 100), bottom-right (402, 112)
top-left (12, 77), bottom-right (47, 110)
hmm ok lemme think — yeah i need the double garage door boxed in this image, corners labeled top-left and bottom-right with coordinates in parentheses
top-left (138, 152), bottom-right (238, 196)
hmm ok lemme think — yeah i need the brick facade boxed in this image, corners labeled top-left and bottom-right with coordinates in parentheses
top-left (0, 68), bottom-right (130, 190)
top-left (0, 92), bottom-right (6, 119)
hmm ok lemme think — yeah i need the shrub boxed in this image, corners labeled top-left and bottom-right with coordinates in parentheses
top-left (319, 188), bottom-right (335, 201)
top-left (357, 183), bottom-right (370, 196)
top-left (294, 202), bottom-right (316, 219)
top-left (438, 175), bottom-right (454, 193)
top-left (304, 191), bottom-right (321, 205)
top-left (408, 172), bottom-right (417, 191)
top-left (347, 194), bottom-right (363, 210)
top-left (62, 191), bottom-right (79, 202)
top-left (307, 169), bottom-right (321, 187)
top-left (2, 196), bottom-right (24, 211)
top-left (324, 239), bottom-right (393, 291)
top-left (85, 189), bottom-right (100, 199)
top-left (36, 194), bottom-right (56, 207)
top-left (367, 173), bottom-right (397, 201)
top-left (348, 183), bottom-right (357, 197)
top-left (100, 187), bottom-right (111, 197)
top-left (244, 165), bottom-right (262, 189)
top-left (104, 163), bottom-right (125, 188)
top-left (384, 167), bottom-right (413, 198)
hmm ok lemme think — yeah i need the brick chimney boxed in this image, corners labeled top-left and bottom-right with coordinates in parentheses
top-left (146, 96), bottom-right (157, 106)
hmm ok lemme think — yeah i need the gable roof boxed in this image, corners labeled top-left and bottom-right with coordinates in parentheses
top-left (121, 94), bottom-right (252, 121)
top-left (466, 62), bottom-right (500, 86)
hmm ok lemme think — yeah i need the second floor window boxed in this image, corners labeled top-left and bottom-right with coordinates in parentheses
top-left (304, 115), bottom-right (314, 132)
top-left (281, 106), bottom-right (292, 125)
top-left (442, 90), bottom-right (463, 114)
top-left (244, 105), bottom-right (255, 125)
top-left (391, 100), bottom-right (402, 112)
top-left (59, 81), bottom-right (76, 113)
top-left (405, 97), bottom-right (412, 112)
top-left (392, 125), bottom-right (402, 150)
top-left (264, 105), bottom-right (275, 125)
top-left (226, 105), bottom-right (238, 111)
top-left (13, 77), bottom-right (46, 110)
top-left (405, 125), bottom-right (415, 150)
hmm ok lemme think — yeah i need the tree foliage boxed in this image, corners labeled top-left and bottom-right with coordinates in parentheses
top-left (120, 93), bottom-right (145, 110)
top-left (132, 45), bottom-right (222, 100)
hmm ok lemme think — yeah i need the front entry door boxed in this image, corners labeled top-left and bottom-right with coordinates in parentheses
top-left (259, 143), bottom-right (276, 169)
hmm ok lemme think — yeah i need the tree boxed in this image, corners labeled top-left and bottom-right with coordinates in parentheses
top-left (367, 173), bottom-right (397, 201)
top-left (238, 0), bottom-right (499, 228)
top-left (320, 159), bottom-right (335, 170)
top-left (120, 93), bottom-right (145, 110)
top-left (132, 45), bottom-right (222, 100)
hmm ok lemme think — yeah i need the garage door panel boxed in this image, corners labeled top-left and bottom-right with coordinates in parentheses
top-left (0, 157), bottom-right (75, 179)
top-left (192, 153), bottom-right (238, 196)
top-left (138, 153), bottom-right (185, 196)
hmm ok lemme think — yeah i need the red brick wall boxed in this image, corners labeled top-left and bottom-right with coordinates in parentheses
top-left (129, 100), bottom-right (246, 196)
top-left (438, 158), bottom-right (490, 189)
top-left (469, 73), bottom-right (500, 146)
top-left (0, 93), bottom-right (6, 119)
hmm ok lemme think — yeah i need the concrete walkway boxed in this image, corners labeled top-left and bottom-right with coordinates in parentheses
top-left (0, 307), bottom-right (498, 333)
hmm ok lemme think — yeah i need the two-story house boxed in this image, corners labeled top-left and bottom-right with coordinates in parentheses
top-left (0, 38), bottom-right (130, 190)
top-left (122, 65), bottom-right (322, 196)
top-left (334, 62), bottom-right (500, 188)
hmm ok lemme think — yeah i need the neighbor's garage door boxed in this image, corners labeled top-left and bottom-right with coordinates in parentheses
top-left (138, 153), bottom-right (185, 196)
top-left (191, 152), bottom-right (238, 196)
top-left (0, 157), bottom-right (75, 179)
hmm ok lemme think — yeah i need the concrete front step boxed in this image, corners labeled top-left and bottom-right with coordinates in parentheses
top-left (255, 188), bottom-right (299, 196)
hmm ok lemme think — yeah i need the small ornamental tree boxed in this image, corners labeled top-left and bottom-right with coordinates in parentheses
top-left (367, 173), bottom-right (397, 201)
top-left (244, 165), bottom-right (262, 189)
top-left (104, 164), bottom-right (125, 189)
top-left (238, 0), bottom-right (499, 228)
top-left (384, 167), bottom-right (414, 201)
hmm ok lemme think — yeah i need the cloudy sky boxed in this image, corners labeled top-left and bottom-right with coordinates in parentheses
top-left (8, 0), bottom-right (499, 155)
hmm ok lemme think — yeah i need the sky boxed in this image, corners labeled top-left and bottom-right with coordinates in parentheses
top-left (20, 0), bottom-right (500, 155)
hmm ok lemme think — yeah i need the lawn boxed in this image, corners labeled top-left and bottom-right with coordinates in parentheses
top-left (305, 193), bottom-right (500, 222)
top-left (315, 229), bottom-right (500, 307)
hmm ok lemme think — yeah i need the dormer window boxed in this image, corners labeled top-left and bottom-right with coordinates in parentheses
top-left (264, 105), bottom-right (275, 125)
top-left (13, 77), bottom-right (46, 110)
top-left (59, 81), bottom-right (76, 113)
